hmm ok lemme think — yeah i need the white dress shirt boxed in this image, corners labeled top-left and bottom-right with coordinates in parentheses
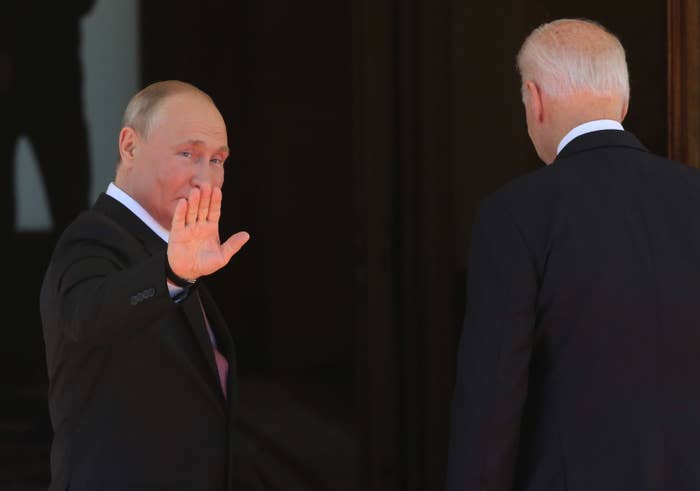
top-left (106, 182), bottom-right (170, 242)
top-left (556, 119), bottom-right (624, 156)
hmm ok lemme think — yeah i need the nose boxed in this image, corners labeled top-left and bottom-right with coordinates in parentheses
top-left (191, 159), bottom-right (214, 192)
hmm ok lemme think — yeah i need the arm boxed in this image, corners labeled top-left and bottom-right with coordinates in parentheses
top-left (446, 197), bottom-right (538, 491)
top-left (41, 239), bottom-right (177, 347)
top-left (41, 186), bottom-right (248, 348)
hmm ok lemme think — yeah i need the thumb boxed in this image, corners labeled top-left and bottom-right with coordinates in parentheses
top-left (221, 231), bottom-right (250, 262)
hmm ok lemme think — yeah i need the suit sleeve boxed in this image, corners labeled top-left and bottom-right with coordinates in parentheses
top-left (40, 240), bottom-right (178, 348)
top-left (446, 196), bottom-right (539, 491)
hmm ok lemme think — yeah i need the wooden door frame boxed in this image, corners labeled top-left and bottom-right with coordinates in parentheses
top-left (668, 0), bottom-right (700, 166)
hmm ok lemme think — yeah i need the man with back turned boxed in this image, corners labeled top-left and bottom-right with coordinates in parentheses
top-left (448, 19), bottom-right (700, 490)
top-left (40, 80), bottom-right (264, 490)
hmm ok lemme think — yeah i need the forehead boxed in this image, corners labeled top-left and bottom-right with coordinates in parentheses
top-left (150, 92), bottom-right (227, 145)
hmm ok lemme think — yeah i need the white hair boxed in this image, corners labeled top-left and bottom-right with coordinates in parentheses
top-left (516, 19), bottom-right (629, 102)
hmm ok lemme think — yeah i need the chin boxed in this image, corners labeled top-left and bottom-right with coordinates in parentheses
top-left (163, 213), bottom-right (175, 231)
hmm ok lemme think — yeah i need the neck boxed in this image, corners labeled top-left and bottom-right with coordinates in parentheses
top-left (546, 92), bottom-right (626, 157)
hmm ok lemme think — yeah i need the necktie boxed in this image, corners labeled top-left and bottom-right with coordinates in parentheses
top-left (198, 296), bottom-right (228, 399)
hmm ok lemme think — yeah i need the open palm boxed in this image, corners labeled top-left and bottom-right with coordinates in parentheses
top-left (167, 186), bottom-right (249, 281)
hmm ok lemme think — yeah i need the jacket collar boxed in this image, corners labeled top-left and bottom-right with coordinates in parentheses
top-left (92, 193), bottom-right (167, 256)
top-left (555, 130), bottom-right (648, 162)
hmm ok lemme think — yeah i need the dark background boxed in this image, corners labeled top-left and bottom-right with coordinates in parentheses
top-left (1, 0), bottom-right (666, 490)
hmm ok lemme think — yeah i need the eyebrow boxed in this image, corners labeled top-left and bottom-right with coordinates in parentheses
top-left (178, 140), bottom-right (230, 153)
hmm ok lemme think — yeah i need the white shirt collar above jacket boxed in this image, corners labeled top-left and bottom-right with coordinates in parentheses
top-left (557, 119), bottom-right (624, 155)
top-left (106, 182), bottom-right (170, 243)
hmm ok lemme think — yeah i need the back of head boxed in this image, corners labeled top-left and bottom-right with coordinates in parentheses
top-left (517, 19), bottom-right (629, 103)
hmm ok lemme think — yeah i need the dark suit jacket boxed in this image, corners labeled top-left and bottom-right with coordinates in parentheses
top-left (447, 130), bottom-right (700, 491)
top-left (40, 193), bottom-right (262, 491)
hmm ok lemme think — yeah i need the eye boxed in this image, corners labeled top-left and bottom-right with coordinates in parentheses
top-left (210, 157), bottom-right (224, 166)
top-left (179, 151), bottom-right (192, 158)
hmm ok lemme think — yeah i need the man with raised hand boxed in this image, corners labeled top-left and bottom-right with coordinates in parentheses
top-left (40, 80), bottom-right (263, 491)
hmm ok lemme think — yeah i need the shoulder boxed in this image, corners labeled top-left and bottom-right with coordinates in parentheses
top-left (643, 152), bottom-right (700, 181)
top-left (478, 164), bottom-right (556, 220)
top-left (470, 164), bottom-right (565, 268)
top-left (50, 208), bottom-right (142, 267)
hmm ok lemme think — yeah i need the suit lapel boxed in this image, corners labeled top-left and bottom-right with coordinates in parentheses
top-left (92, 193), bottom-right (168, 256)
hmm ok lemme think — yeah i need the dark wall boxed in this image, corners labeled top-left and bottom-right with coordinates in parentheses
top-left (246, 1), bottom-right (356, 373)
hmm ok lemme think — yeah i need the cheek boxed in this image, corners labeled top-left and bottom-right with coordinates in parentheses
top-left (213, 167), bottom-right (225, 187)
top-left (157, 162), bottom-right (193, 190)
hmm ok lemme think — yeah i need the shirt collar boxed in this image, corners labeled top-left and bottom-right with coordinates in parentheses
top-left (557, 119), bottom-right (624, 155)
top-left (106, 182), bottom-right (170, 243)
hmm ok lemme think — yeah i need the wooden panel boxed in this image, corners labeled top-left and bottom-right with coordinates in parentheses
top-left (668, 0), bottom-right (700, 166)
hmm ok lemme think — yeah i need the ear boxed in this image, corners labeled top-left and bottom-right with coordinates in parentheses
top-left (524, 80), bottom-right (545, 123)
top-left (118, 126), bottom-right (139, 165)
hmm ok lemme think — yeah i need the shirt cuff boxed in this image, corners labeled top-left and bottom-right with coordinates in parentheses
top-left (167, 280), bottom-right (187, 302)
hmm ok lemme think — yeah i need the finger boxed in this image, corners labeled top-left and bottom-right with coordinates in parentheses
top-left (170, 198), bottom-right (188, 235)
top-left (208, 187), bottom-right (222, 224)
top-left (186, 188), bottom-right (200, 227)
top-left (198, 185), bottom-right (212, 223)
top-left (221, 231), bottom-right (250, 263)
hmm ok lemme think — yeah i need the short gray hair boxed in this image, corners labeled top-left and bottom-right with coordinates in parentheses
top-left (516, 19), bottom-right (629, 102)
top-left (122, 80), bottom-right (213, 138)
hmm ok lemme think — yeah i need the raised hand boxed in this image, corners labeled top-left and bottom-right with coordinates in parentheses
top-left (167, 186), bottom-right (249, 282)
